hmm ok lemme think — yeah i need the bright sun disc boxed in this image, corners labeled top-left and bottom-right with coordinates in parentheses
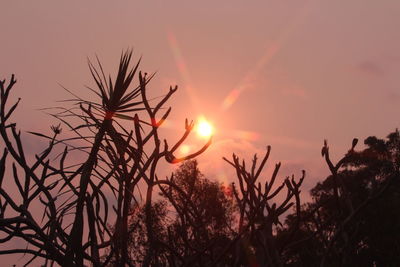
top-left (196, 118), bottom-right (213, 138)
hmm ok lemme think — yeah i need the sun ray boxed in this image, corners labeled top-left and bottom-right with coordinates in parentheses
top-left (220, 1), bottom-right (317, 111)
top-left (167, 30), bottom-right (200, 111)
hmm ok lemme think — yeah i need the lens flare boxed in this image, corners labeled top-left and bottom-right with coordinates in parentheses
top-left (179, 144), bottom-right (190, 155)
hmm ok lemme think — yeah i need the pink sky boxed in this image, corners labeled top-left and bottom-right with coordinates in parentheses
top-left (1, 1), bottom-right (400, 264)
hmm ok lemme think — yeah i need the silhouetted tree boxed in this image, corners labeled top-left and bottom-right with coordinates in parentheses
top-left (108, 160), bottom-right (235, 266)
top-left (103, 200), bottom-right (170, 266)
top-left (0, 50), bottom-right (211, 266)
top-left (158, 160), bottom-right (236, 266)
top-left (278, 131), bottom-right (400, 266)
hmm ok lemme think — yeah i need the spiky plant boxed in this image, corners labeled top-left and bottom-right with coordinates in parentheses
top-left (0, 50), bottom-right (212, 266)
top-left (66, 50), bottom-right (145, 265)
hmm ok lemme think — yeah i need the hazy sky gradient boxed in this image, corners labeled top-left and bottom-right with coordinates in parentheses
top-left (2, 0), bottom-right (400, 173)
top-left (1, 2), bottom-right (400, 263)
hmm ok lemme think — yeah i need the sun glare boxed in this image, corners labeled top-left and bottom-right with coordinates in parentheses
top-left (196, 117), bottom-right (214, 138)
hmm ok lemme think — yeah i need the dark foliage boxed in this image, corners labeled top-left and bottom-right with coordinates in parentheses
top-left (159, 160), bottom-right (236, 266)
top-left (278, 130), bottom-right (400, 266)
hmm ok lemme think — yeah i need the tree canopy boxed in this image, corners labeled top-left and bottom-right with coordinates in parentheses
top-left (278, 130), bottom-right (400, 266)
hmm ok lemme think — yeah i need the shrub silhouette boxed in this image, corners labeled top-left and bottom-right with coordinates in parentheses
top-left (0, 51), bottom-right (211, 266)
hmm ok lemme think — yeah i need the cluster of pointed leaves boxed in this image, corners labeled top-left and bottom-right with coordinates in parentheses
top-left (88, 50), bottom-right (147, 116)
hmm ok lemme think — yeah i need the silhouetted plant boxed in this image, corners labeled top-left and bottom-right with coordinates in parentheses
top-left (0, 50), bottom-right (211, 266)
top-left (158, 160), bottom-right (236, 266)
top-left (216, 146), bottom-right (305, 267)
top-left (278, 133), bottom-right (400, 266)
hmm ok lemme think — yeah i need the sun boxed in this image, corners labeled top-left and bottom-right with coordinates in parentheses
top-left (196, 117), bottom-right (214, 138)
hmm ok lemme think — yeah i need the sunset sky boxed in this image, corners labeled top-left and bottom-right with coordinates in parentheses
top-left (1, 0), bottom-right (400, 211)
